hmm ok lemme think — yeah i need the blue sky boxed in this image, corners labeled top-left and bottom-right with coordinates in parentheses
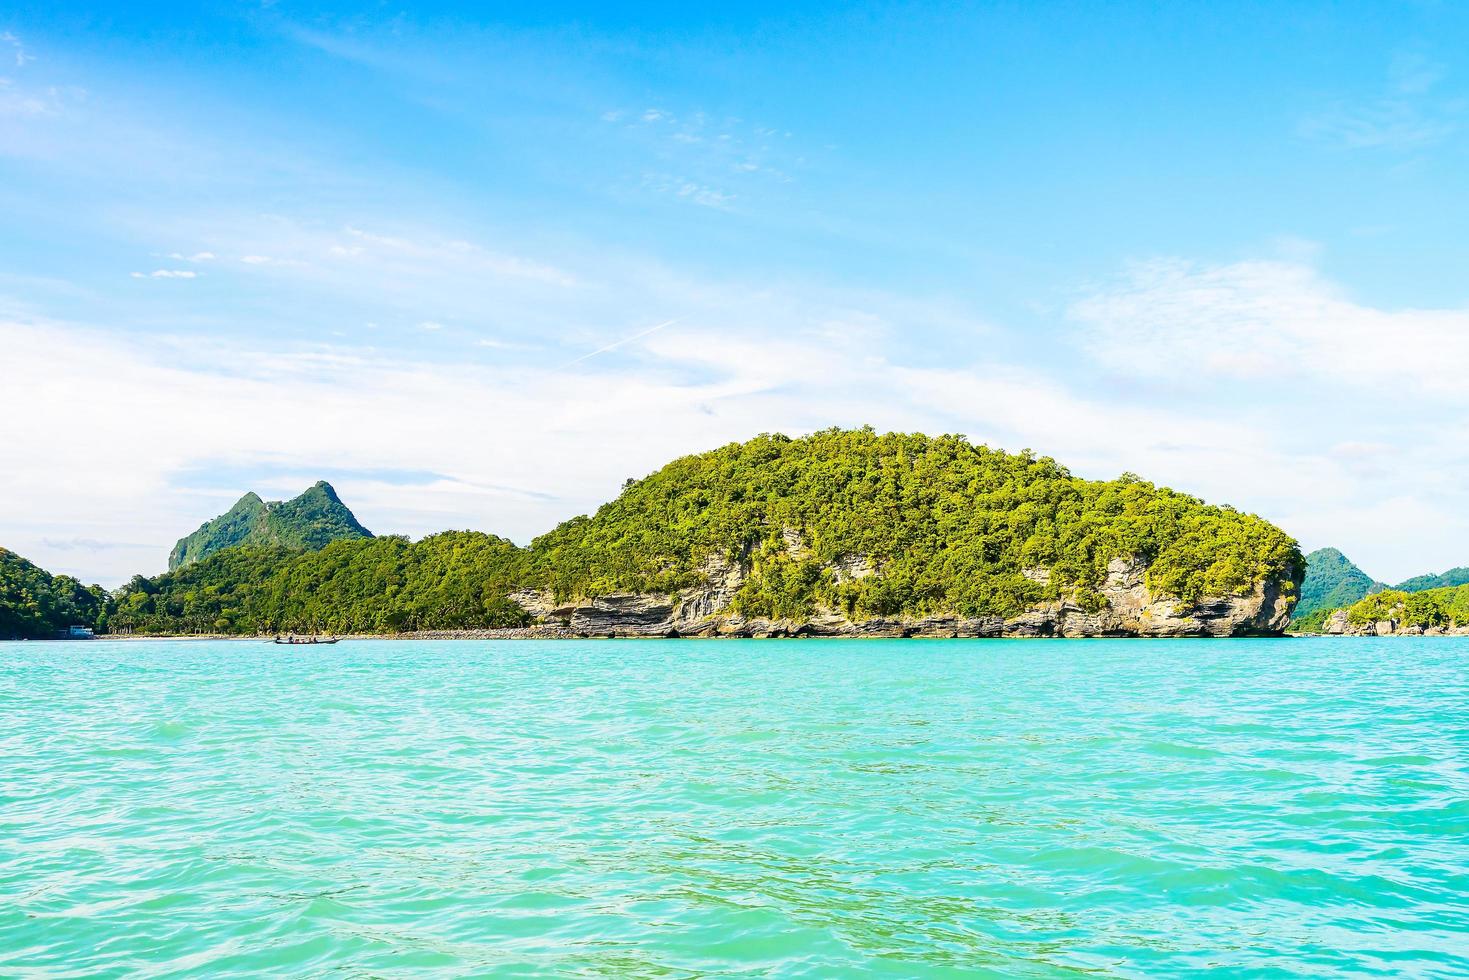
top-left (4, 1), bottom-right (1469, 585)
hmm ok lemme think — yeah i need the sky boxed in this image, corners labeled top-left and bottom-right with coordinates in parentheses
top-left (3, 1), bottom-right (1469, 587)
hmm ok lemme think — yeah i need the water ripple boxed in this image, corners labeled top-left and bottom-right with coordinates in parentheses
top-left (2, 637), bottom-right (1467, 977)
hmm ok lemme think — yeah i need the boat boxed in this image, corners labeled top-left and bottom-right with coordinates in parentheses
top-left (271, 635), bottom-right (341, 645)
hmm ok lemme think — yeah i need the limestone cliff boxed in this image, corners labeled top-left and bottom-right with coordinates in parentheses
top-left (507, 552), bottom-right (1299, 639)
top-left (1319, 605), bottom-right (1469, 637)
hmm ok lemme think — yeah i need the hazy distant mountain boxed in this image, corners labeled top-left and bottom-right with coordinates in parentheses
top-left (1292, 547), bottom-right (1385, 629)
top-left (168, 481), bottom-right (372, 570)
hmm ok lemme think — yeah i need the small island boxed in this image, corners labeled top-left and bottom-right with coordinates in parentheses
top-left (2, 429), bottom-right (1305, 640)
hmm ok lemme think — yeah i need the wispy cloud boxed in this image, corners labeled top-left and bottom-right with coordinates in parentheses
top-left (130, 269), bottom-right (198, 279)
top-left (1300, 53), bottom-right (1462, 150)
top-left (0, 31), bottom-right (30, 69)
top-left (641, 172), bottom-right (735, 209)
top-left (606, 104), bottom-right (804, 205)
top-left (560, 318), bottom-right (678, 367)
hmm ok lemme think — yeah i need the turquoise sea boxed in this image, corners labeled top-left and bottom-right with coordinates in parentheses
top-left (2, 638), bottom-right (1466, 977)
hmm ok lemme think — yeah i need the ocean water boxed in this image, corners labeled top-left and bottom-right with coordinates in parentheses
top-left (1, 638), bottom-right (1466, 978)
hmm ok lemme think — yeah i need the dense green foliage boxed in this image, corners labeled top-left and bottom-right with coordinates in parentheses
top-left (1345, 585), bottom-right (1469, 629)
top-left (0, 548), bottom-right (110, 639)
top-left (114, 532), bottom-right (529, 634)
top-left (1290, 547), bottom-right (1385, 631)
top-left (168, 481), bottom-right (372, 569)
top-left (524, 429), bottom-right (1301, 620)
top-left (1392, 567), bottom-right (1469, 593)
top-left (11, 429), bottom-right (1305, 636)
top-left (1288, 551), bottom-right (1469, 631)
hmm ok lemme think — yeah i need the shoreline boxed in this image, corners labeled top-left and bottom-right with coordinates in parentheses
top-left (17, 630), bottom-right (1318, 642)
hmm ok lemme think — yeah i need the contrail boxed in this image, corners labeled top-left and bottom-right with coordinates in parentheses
top-left (560, 318), bottom-right (679, 368)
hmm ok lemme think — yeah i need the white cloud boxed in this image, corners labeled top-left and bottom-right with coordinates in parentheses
top-left (13, 241), bottom-right (1469, 586)
top-left (1, 307), bottom-right (1298, 586)
top-left (418, 320), bottom-right (443, 331)
top-left (168, 251), bottom-right (215, 262)
top-left (1070, 257), bottom-right (1469, 396)
top-left (240, 254), bottom-right (273, 264)
top-left (130, 269), bottom-right (197, 279)
top-left (1069, 254), bottom-right (1469, 579)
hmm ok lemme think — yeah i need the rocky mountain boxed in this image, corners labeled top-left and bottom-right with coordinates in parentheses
top-left (168, 481), bottom-right (373, 570)
top-left (1291, 547), bottom-right (1385, 630)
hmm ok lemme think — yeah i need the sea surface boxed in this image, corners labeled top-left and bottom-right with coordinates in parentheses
top-left (1, 638), bottom-right (1466, 977)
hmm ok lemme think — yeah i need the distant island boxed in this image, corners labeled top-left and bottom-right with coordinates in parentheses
top-left (3, 428), bottom-right (1306, 639)
top-left (1291, 546), bottom-right (1469, 636)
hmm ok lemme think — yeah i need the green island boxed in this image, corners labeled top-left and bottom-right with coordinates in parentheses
top-left (1288, 546), bottom-right (1469, 635)
top-left (5, 429), bottom-right (1305, 639)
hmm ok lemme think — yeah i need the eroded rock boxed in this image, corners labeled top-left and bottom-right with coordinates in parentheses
top-left (508, 551), bottom-right (1300, 639)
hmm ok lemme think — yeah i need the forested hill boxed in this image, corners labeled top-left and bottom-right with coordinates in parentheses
top-left (0, 547), bottom-right (110, 639)
top-left (1391, 567), bottom-right (1469, 593)
top-left (1292, 549), bottom-right (1469, 631)
top-left (1291, 548), bottom-right (1385, 631)
top-left (115, 534), bottom-right (528, 635)
top-left (14, 429), bottom-right (1305, 636)
top-left (520, 429), bottom-right (1300, 621)
top-left (169, 481), bottom-right (373, 569)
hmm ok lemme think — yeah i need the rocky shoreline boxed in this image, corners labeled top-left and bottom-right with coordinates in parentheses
top-left (69, 554), bottom-right (1304, 641)
top-left (494, 554), bottom-right (1299, 639)
top-left (1311, 608), bottom-right (1469, 637)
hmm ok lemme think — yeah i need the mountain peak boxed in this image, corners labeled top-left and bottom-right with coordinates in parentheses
top-left (1292, 546), bottom-right (1386, 629)
top-left (168, 481), bottom-right (371, 570)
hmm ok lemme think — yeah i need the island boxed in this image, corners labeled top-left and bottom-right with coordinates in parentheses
top-left (3, 428), bottom-right (1304, 639)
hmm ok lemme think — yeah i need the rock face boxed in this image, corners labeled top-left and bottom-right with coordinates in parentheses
top-left (507, 553), bottom-right (1300, 639)
top-left (1315, 605), bottom-right (1469, 637)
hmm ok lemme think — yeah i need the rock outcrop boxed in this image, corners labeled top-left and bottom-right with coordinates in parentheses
top-left (1314, 605), bottom-right (1469, 637)
top-left (506, 553), bottom-right (1300, 639)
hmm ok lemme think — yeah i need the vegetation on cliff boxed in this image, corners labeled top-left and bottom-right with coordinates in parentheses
top-left (168, 481), bottom-right (372, 569)
top-left (0, 547), bottom-right (110, 639)
top-left (1343, 584), bottom-right (1469, 629)
top-left (525, 428), bottom-right (1301, 621)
